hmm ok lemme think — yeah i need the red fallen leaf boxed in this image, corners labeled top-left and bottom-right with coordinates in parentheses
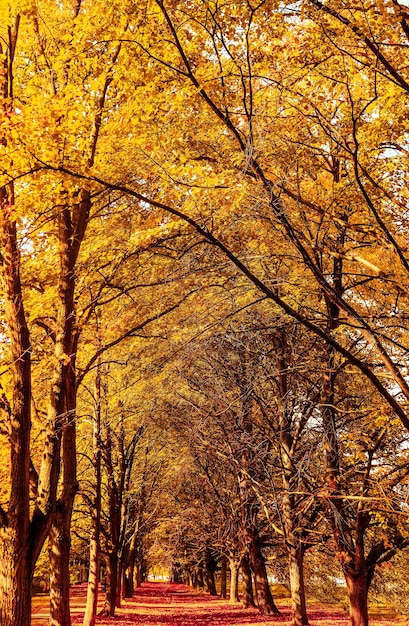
top-left (33, 581), bottom-right (403, 626)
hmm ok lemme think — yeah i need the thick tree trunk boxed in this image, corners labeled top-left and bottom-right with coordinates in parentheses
top-left (249, 533), bottom-right (280, 615)
top-left (205, 548), bottom-right (217, 596)
top-left (106, 552), bottom-right (118, 616)
top-left (345, 571), bottom-right (369, 626)
top-left (48, 368), bottom-right (78, 626)
top-left (0, 530), bottom-right (32, 626)
top-left (288, 545), bottom-right (308, 626)
top-left (122, 568), bottom-right (133, 598)
top-left (48, 192), bottom-right (88, 625)
top-left (205, 568), bottom-right (217, 595)
top-left (135, 563), bottom-right (142, 588)
top-left (0, 167), bottom-right (33, 625)
top-left (229, 559), bottom-right (240, 603)
top-left (128, 560), bottom-right (136, 595)
top-left (220, 556), bottom-right (227, 598)
top-left (241, 554), bottom-right (256, 608)
top-left (122, 529), bottom-right (138, 598)
top-left (49, 510), bottom-right (72, 626)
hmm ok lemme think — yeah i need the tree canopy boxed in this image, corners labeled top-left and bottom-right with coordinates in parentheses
top-left (1, 2), bottom-right (409, 626)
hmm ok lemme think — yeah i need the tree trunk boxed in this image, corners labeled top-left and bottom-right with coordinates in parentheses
top-left (116, 560), bottom-right (123, 608)
top-left (48, 372), bottom-right (78, 626)
top-left (0, 151), bottom-right (34, 625)
top-left (345, 571), bottom-right (369, 626)
top-left (288, 545), bottom-right (308, 626)
top-left (0, 530), bottom-right (32, 626)
top-left (249, 533), bottom-right (280, 615)
top-left (205, 568), bottom-right (217, 596)
top-left (205, 548), bottom-right (217, 596)
top-left (48, 192), bottom-right (88, 625)
top-left (83, 530), bottom-right (100, 626)
top-left (196, 565), bottom-right (205, 590)
top-left (135, 562), bottom-right (142, 588)
top-left (241, 554), bottom-right (256, 608)
top-left (83, 362), bottom-right (102, 626)
top-left (122, 568), bottom-right (133, 598)
top-left (128, 560), bottom-right (135, 595)
top-left (122, 529), bottom-right (138, 598)
top-left (105, 552), bottom-right (118, 616)
top-left (220, 556), bottom-right (227, 598)
top-left (276, 327), bottom-right (309, 626)
top-left (49, 511), bottom-right (72, 626)
top-left (229, 559), bottom-right (240, 603)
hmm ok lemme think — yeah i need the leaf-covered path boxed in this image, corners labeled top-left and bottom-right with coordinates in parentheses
top-left (32, 581), bottom-right (404, 625)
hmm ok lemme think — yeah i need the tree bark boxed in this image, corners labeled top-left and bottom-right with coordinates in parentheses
top-left (275, 328), bottom-right (309, 626)
top-left (0, 164), bottom-right (35, 624)
top-left (220, 556), bottom-right (227, 599)
top-left (248, 533), bottom-right (280, 615)
top-left (205, 547), bottom-right (217, 596)
top-left (0, 529), bottom-right (32, 626)
top-left (288, 545), bottom-right (308, 626)
top-left (241, 553), bottom-right (256, 608)
top-left (135, 562), bottom-right (143, 588)
top-left (229, 558), bottom-right (240, 603)
top-left (105, 552), bottom-right (118, 616)
top-left (345, 570), bottom-right (369, 626)
top-left (83, 360), bottom-right (102, 626)
top-left (122, 568), bottom-right (133, 598)
top-left (49, 510), bottom-right (72, 626)
top-left (116, 560), bottom-right (123, 608)
top-left (196, 565), bottom-right (205, 590)
top-left (48, 189), bottom-right (90, 624)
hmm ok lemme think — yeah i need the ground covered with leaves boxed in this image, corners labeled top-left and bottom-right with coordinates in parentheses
top-left (32, 582), bottom-right (405, 625)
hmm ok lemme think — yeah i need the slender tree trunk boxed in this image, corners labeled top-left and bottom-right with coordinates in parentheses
top-left (116, 560), bottom-right (123, 608)
top-left (321, 257), bottom-right (369, 626)
top-left (281, 448), bottom-right (308, 624)
top-left (128, 560), bottom-right (135, 595)
top-left (236, 379), bottom-right (279, 615)
top-left (275, 327), bottom-right (309, 626)
top-left (241, 554), bottom-right (256, 608)
top-left (248, 533), bottom-right (280, 615)
top-left (83, 531), bottom-right (100, 626)
top-left (83, 360), bottom-right (102, 626)
top-left (229, 559), bottom-right (240, 603)
top-left (196, 565), bottom-right (205, 590)
top-left (220, 556), bottom-right (227, 599)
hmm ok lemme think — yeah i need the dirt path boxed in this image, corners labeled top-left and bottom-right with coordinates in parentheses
top-left (32, 582), bottom-right (404, 625)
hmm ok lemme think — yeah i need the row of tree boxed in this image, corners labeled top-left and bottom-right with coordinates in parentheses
top-left (152, 312), bottom-right (409, 626)
top-left (1, 1), bottom-right (409, 626)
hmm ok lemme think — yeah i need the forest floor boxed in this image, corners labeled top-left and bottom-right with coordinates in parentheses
top-left (32, 581), bottom-right (405, 625)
